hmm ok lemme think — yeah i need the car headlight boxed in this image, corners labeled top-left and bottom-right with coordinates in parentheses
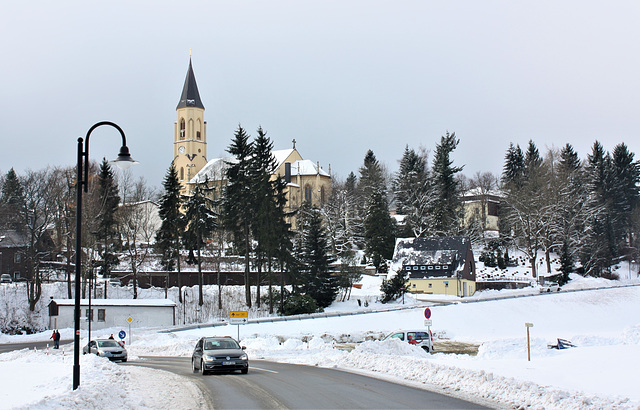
top-left (240, 354), bottom-right (248, 361)
top-left (202, 355), bottom-right (214, 362)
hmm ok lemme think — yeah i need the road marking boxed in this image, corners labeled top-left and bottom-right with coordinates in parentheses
top-left (252, 366), bottom-right (279, 373)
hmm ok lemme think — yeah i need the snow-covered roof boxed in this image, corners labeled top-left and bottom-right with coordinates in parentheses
top-left (462, 187), bottom-right (503, 199)
top-left (291, 159), bottom-right (330, 177)
top-left (390, 236), bottom-right (471, 276)
top-left (0, 230), bottom-right (28, 248)
top-left (191, 149), bottom-right (330, 183)
top-left (51, 299), bottom-right (176, 307)
top-left (272, 148), bottom-right (295, 168)
top-left (191, 157), bottom-right (235, 184)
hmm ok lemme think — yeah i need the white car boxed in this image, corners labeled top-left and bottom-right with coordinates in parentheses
top-left (540, 283), bottom-right (560, 293)
top-left (382, 330), bottom-right (432, 352)
top-left (1, 274), bottom-right (12, 283)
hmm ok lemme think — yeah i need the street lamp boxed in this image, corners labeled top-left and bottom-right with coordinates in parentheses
top-left (74, 121), bottom-right (138, 390)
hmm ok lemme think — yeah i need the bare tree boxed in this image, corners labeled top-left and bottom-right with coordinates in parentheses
top-left (118, 172), bottom-right (158, 299)
top-left (21, 168), bottom-right (61, 311)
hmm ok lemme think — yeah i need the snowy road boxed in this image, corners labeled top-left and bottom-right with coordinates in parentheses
top-left (127, 356), bottom-right (489, 409)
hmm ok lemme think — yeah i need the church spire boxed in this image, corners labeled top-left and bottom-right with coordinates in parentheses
top-left (177, 58), bottom-right (205, 110)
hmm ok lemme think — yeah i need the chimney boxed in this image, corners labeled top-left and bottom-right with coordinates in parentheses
top-left (285, 162), bottom-right (291, 183)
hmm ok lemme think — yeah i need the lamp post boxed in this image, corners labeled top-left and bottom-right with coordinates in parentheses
top-left (74, 121), bottom-right (138, 390)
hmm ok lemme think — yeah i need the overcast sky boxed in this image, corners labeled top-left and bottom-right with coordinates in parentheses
top-left (2, 1), bottom-right (639, 189)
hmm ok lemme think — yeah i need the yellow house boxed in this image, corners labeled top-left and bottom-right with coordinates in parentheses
top-left (391, 236), bottom-right (476, 297)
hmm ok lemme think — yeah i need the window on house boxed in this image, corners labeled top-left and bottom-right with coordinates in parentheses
top-left (98, 309), bottom-right (105, 322)
top-left (197, 131), bottom-right (201, 140)
top-left (86, 309), bottom-right (93, 322)
top-left (180, 119), bottom-right (186, 139)
top-left (180, 168), bottom-right (184, 180)
top-left (320, 186), bottom-right (325, 204)
top-left (428, 283), bottom-right (432, 288)
top-left (14, 253), bottom-right (21, 264)
top-left (420, 266), bottom-right (426, 270)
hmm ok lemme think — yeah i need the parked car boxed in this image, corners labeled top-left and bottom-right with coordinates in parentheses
top-left (192, 336), bottom-right (248, 375)
top-left (0, 274), bottom-right (12, 283)
top-left (382, 330), bottom-right (432, 352)
top-left (108, 278), bottom-right (121, 286)
top-left (83, 339), bottom-right (128, 362)
top-left (540, 283), bottom-right (561, 293)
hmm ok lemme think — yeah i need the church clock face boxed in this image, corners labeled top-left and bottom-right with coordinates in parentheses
top-left (178, 146), bottom-right (185, 154)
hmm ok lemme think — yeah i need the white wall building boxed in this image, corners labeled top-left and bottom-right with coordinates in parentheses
top-left (48, 299), bottom-right (176, 331)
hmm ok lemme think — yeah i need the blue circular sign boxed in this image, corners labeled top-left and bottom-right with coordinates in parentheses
top-left (424, 308), bottom-right (432, 319)
top-left (118, 330), bottom-right (126, 339)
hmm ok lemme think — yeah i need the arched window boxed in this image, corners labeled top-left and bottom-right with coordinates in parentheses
top-left (304, 184), bottom-right (312, 203)
top-left (196, 119), bottom-right (202, 140)
top-left (320, 186), bottom-right (325, 204)
top-left (180, 167), bottom-right (184, 180)
top-left (179, 119), bottom-right (186, 140)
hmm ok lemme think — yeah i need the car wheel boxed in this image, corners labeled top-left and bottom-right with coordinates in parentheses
top-left (199, 361), bottom-right (206, 375)
top-left (241, 367), bottom-right (248, 374)
top-left (192, 359), bottom-right (199, 373)
top-left (421, 346), bottom-right (430, 353)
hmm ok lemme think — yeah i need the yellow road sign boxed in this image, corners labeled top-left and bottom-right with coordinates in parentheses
top-left (127, 316), bottom-right (133, 323)
top-left (230, 311), bottom-right (248, 318)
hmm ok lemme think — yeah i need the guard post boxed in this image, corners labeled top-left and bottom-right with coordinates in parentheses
top-left (525, 322), bottom-right (534, 361)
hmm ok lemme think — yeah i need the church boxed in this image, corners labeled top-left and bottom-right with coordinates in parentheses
top-left (172, 58), bottom-right (332, 218)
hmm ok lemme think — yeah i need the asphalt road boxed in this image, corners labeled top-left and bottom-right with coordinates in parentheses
top-left (0, 339), bottom-right (74, 354)
top-left (127, 356), bottom-right (488, 409)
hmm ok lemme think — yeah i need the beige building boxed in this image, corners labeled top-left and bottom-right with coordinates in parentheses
top-left (173, 58), bottom-right (208, 196)
top-left (461, 188), bottom-right (502, 234)
top-left (191, 144), bottom-right (331, 227)
top-left (172, 58), bottom-right (331, 218)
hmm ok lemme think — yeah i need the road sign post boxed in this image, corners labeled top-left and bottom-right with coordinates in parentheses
top-left (230, 311), bottom-right (248, 341)
top-left (127, 316), bottom-right (133, 346)
top-left (424, 308), bottom-right (433, 353)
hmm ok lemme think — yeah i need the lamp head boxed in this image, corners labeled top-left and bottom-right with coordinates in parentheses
top-left (110, 145), bottom-right (139, 170)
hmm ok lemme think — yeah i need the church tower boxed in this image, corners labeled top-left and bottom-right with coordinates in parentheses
top-left (174, 58), bottom-right (207, 195)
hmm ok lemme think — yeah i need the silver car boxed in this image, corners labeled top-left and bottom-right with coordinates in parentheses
top-left (83, 339), bottom-right (128, 362)
top-left (192, 336), bottom-right (248, 375)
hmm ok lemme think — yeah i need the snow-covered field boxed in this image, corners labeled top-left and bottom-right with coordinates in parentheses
top-left (1, 273), bottom-right (639, 409)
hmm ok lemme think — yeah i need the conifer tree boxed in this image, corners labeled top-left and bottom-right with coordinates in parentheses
top-left (155, 163), bottom-right (185, 301)
top-left (430, 132), bottom-right (463, 235)
top-left (358, 150), bottom-right (395, 271)
top-left (0, 168), bottom-right (25, 230)
top-left (182, 180), bottom-right (217, 306)
top-left (393, 146), bottom-right (431, 237)
top-left (94, 159), bottom-right (121, 278)
top-left (297, 206), bottom-right (337, 308)
top-left (223, 125), bottom-right (255, 307)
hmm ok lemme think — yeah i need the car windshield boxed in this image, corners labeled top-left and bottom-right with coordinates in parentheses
top-left (97, 340), bottom-right (121, 348)
top-left (204, 339), bottom-right (239, 350)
